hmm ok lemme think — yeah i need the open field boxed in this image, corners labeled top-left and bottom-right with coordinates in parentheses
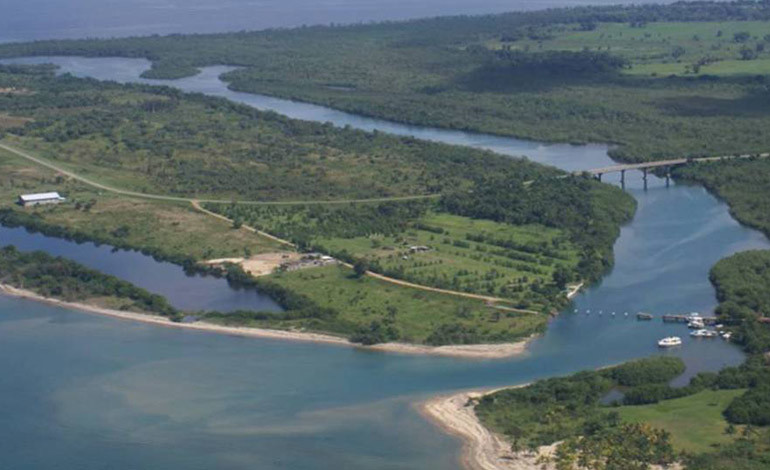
top-left (204, 202), bottom-right (587, 312)
top-left (316, 213), bottom-right (579, 311)
top-left (0, 147), bottom-right (287, 263)
top-left (617, 389), bottom-right (746, 453)
top-left (255, 264), bottom-right (548, 345)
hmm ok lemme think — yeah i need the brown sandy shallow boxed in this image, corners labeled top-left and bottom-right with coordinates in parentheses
top-left (0, 284), bottom-right (531, 359)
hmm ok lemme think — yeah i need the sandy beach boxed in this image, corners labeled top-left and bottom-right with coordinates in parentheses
top-left (420, 387), bottom-right (557, 470)
top-left (0, 284), bottom-right (530, 359)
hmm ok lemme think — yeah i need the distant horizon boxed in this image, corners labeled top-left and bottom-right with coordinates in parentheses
top-left (0, 0), bottom-right (686, 43)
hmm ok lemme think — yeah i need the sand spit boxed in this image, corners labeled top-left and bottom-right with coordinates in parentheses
top-left (420, 387), bottom-right (557, 470)
top-left (0, 284), bottom-right (530, 359)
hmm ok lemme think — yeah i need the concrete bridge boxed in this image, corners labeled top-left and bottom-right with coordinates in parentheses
top-left (578, 153), bottom-right (770, 187)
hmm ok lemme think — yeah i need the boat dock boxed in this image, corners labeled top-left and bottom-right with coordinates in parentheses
top-left (661, 314), bottom-right (718, 325)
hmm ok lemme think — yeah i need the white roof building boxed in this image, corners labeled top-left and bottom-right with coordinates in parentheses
top-left (18, 192), bottom-right (66, 206)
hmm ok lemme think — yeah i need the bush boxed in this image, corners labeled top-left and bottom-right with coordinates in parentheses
top-left (608, 356), bottom-right (685, 387)
top-left (724, 385), bottom-right (770, 425)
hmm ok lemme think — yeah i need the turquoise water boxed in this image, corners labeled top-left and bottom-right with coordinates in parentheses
top-left (0, 56), bottom-right (766, 469)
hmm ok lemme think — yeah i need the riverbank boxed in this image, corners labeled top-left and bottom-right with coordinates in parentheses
top-left (0, 284), bottom-right (531, 359)
top-left (420, 386), bottom-right (557, 470)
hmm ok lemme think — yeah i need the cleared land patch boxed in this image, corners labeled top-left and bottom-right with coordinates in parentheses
top-left (617, 389), bottom-right (746, 453)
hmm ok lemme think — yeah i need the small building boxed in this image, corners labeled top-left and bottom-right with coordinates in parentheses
top-left (409, 245), bottom-right (431, 253)
top-left (18, 192), bottom-right (65, 207)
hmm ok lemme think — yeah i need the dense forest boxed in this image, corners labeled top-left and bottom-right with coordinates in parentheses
top-left (2, 2), bottom-right (769, 161)
top-left (710, 250), bottom-right (770, 354)
top-left (0, 245), bottom-right (178, 317)
top-left (0, 63), bottom-right (599, 201)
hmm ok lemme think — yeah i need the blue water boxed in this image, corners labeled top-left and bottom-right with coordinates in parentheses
top-left (0, 55), bottom-right (766, 469)
top-left (0, 0), bottom-right (683, 42)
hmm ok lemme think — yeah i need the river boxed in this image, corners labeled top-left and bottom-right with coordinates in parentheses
top-left (0, 55), bottom-right (767, 469)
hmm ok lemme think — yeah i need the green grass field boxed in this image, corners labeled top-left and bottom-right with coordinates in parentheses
top-left (259, 264), bottom-right (548, 344)
top-left (617, 389), bottom-right (746, 453)
top-left (206, 202), bottom-right (581, 312)
top-left (316, 213), bottom-right (579, 309)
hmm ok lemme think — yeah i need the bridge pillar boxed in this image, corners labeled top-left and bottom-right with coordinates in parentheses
top-left (642, 168), bottom-right (648, 190)
top-left (620, 170), bottom-right (625, 188)
top-left (665, 167), bottom-right (671, 187)
top-left (596, 173), bottom-right (602, 182)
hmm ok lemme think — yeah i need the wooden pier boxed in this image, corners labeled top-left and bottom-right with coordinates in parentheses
top-left (662, 315), bottom-right (718, 325)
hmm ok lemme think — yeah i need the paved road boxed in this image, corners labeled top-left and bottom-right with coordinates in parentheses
top-left (581, 152), bottom-right (770, 176)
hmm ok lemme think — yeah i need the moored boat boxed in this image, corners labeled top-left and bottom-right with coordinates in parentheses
top-left (658, 336), bottom-right (682, 347)
top-left (690, 329), bottom-right (718, 338)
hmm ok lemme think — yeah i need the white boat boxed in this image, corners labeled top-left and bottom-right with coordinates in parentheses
top-left (688, 319), bottom-right (705, 329)
top-left (722, 332), bottom-right (732, 340)
top-left (658, 336), bottom-right (683, 347)
top-left (690, 329), bottom-right (718, 338)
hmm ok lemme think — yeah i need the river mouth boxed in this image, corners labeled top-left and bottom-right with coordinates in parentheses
top-left (0, 55), bottom-right (766, 470)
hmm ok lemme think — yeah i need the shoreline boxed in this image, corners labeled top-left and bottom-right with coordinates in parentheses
top-left (0, 284), bottom-right (530, 359)
top-left (419, 386), bottom-right (556, 470)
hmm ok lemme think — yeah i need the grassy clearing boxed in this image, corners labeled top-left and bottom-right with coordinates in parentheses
top-left (206, 202), bottom-right (584, 312)
top-left (256, 264), bottom-right (547, 345)
top-left (617, 389), bottom-right (746, 453)
top-left (316, 213), bottom-right (579, 310)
